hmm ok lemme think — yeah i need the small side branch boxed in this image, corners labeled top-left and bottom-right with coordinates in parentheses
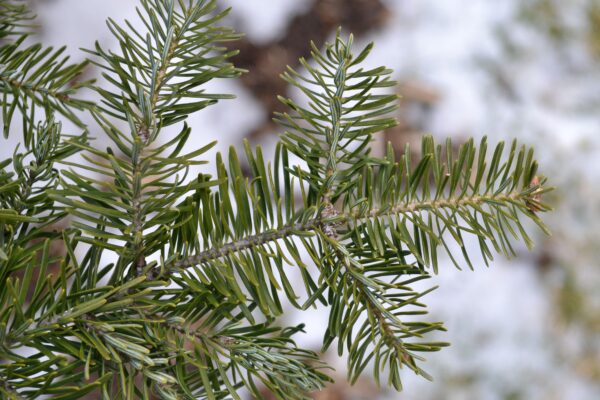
top-left (132, 25), bottom-right (181, 274)
top-left (0, 74), bottom-right (76, 104)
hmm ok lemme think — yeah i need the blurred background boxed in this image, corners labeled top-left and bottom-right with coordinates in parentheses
top-left (17, 0), bottom-right (600, 399)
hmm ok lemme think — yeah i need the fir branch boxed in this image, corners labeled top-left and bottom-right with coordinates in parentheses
top-left (169, 189), bottom-right (536, 270)
top-left (56, 0), bottom-right (242, 277)
top-left (130, 4), bottom-right (184, 273)
top-left (321, 33), bottom-right (350, 204)
top-left (321, 237), bottom-right (446, 389)
top-left (0, 73), bottom-right (72, 101)
top-left (0, 2), bottom-right (554, 397)
top-left (170, 220), bottom-right (319, 270)
top-left (0, 0), bottom-right (34, 38)
top-left (0, 38), bottom-right (93, 138)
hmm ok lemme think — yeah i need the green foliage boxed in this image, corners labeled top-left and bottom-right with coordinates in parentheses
top-left (0, 0), bottom-right (92, 140)
top-left (0, 0), bottom-right (33, 39)
top-left (0, 0), bottom-right (553, 399)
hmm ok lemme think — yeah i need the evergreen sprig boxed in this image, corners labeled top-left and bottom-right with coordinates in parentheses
top-left (0, 0), bottom-right (33, 39)
top-left (0, 1), bottom-right (552, 399)
top-left (0, 2), bottom-right (93, 141)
